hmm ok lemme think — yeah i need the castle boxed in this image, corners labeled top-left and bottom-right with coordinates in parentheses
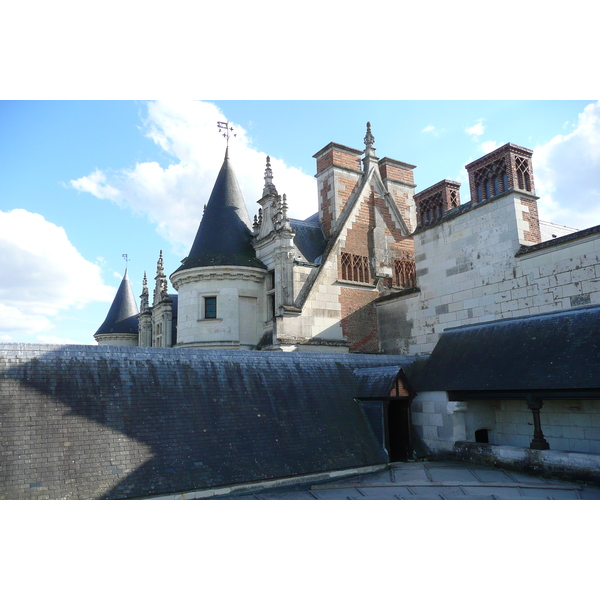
top-left (94, 123), bottom-right (418, 353)
top-left (95, 121), bottom-right (600, 459)
top-left (2, 122), bottom-right (599, 499)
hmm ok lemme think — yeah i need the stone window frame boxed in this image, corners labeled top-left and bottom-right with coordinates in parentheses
top-left (393, 253), bottom-right (417, 288)
top-left (204, 296), bottom-right (217, 320)
top-left (340, 252), bottom-right (371, 284)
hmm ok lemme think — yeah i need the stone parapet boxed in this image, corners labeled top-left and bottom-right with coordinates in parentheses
top-left (452, 442), bottom-right (600, 485)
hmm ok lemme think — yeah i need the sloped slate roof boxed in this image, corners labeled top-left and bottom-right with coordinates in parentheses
top-left (95, 270), bottom-right (139, 336)
top-left (0, 344), bottom-right (417, 499)
top-left (413, 305), bottom-right (600, 392)
top-left (290, 218), bottom-right (327, 263)
top-left (174, 151), bottom-right (266, 273)
top-left (354, 366), bottom-right (402, 397)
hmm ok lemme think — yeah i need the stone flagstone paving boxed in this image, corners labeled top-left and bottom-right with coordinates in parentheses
top-left (218, 461), bottom-right (600, 500)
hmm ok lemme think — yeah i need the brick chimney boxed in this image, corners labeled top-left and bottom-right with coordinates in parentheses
top-left (466, 143), bottom-right (536, 204)
top-left (313, 142), bottom-right (363, 237)
top-left (466, 143), bottom-right (541, 244)
top-left (413, 180), bottom-right (461, 228)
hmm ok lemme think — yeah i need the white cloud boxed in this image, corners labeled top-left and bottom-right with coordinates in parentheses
top-left (0, 209), bottom-right (116, 339)
top-left (71, 100), bottom-right (318, 255)
top-left (534, 101), bottom-right (600, 229)
top-left (480, 140), bottom-right (500, 154)
top-left (422, 124), bottom-right (445, 136)
top-left (466, 119), bottom-right (485, 138)
top-left (70, 169), bottom-right (121, 201)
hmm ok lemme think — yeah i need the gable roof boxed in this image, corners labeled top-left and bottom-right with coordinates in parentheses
top-left (94, 269), bottom-right (139, 336)
top-left (354, 366), bottom-right (403, 397)
top-left (174, 150), bottom-right (266, 273)
top-left (292, 161), bottom-right (411, 310)
top-left (413, 305), bottom-right (600, 392)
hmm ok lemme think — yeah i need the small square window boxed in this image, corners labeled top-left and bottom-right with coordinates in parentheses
top-left (204, 296), bottom-right (217, 319)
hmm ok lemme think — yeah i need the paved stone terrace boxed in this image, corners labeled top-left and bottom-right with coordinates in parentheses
top-left (218, 461), bottom-right (600, 500)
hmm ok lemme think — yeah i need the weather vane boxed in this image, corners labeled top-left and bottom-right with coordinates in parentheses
top-left (217, 121), bottom-right (236, 147)
top-left (122, 253), bottom-right (129, 266)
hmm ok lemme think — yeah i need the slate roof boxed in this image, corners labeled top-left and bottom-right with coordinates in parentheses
top-left (354, 366), bottom-right (403, 397)
top-left (174, 150), bottom-right (266, 273)
top-left (94, 269), bottom-right (139, 336)
top-left (515, 223), bottom-right (600, 256)
top-left (290, 217), bottom-right (327, 263)
top-left (0, 344), bottom-right (418, 499)
top-left (413, 305), bottom-right (600, 392)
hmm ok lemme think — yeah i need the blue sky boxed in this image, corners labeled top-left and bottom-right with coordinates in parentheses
top-left (1, 99), bottom-right (599, 345)
top-left (1, 3), bottom-right (598, 347)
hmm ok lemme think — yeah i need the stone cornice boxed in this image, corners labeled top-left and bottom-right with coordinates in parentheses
top-left (170, 266), bottom-right (266, 289)
top-left (94, 333), bottom-right (138, 342)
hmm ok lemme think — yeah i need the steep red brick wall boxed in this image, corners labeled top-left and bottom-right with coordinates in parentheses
top-left (521, 197), bottom-right (542, 243)
top-left (316, 145), bottom-right (362, 174)
top-left (340, 288), bottom-right (380, 353)
top-left (338, 176), bottom-right (359, 215)
top-left (319, 178), bottom-right (333, 237)
top-left (333, 148), bottom-right (361, 171)
top-left (391, 189), bottom-right (412, 228)
top-left (339, 189), bottom-right (415, 352)
top-left (379, 162), bottom-right (414, 185)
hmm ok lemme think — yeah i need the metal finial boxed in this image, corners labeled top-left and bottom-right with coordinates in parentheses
top-left (364, 122), bottom-right (375, 148)
top-left (217, 120), bottom-right (237, 147)
top-left (122, 253), bottom-right (130, 265)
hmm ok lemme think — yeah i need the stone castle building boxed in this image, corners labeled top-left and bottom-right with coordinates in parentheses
top-left (95, 123), bottom-right (418, 353)
top-left (2, 122), bottom-right (599, 500)
top-left (375, 141), bottom-right (600, 457)
top-left (93, 123), bottom-right (600, 467)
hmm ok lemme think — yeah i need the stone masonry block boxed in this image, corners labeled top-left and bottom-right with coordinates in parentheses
top-left (584, 427), bottom-right (600, 441)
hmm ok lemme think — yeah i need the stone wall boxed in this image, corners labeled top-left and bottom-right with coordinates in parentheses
top-left (493, 398), bottom-right (600, 453)
top-left (377, 192), bottom-right (600, 355)
top-left (411, 392), bottom-right (600, 455)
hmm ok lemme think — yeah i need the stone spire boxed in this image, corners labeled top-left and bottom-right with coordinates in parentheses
top-left (364, 121), bottom-right (375, 149)
top-left (272, 193), bottom-right (291, 232)
top-left (362, 121), bottom-right (379, 173)
top-left (140, 271), bottom-right (149, 312)
top-left (263, 156), bottom-right (278, 197)
top-left (153, 250), bottom-right (169, 305)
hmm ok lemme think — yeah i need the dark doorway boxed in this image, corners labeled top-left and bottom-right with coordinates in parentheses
top-left (387, 399), bottom-right (412, 461)
top-left (475, 429), bottom-right (489, 443)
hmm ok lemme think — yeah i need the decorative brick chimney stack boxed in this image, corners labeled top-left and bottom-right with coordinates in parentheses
top-left (466, 143), bottom-right (536, 204)
top-left (466, 143), bottom-right (541, 244)
top-left (413, 180), bottom-right (461, 228)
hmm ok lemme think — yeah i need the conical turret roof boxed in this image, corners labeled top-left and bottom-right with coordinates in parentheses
top-left (174, 150), bottom-right (266, 273)
top-left (95, 269), bottom-right (139, 336)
